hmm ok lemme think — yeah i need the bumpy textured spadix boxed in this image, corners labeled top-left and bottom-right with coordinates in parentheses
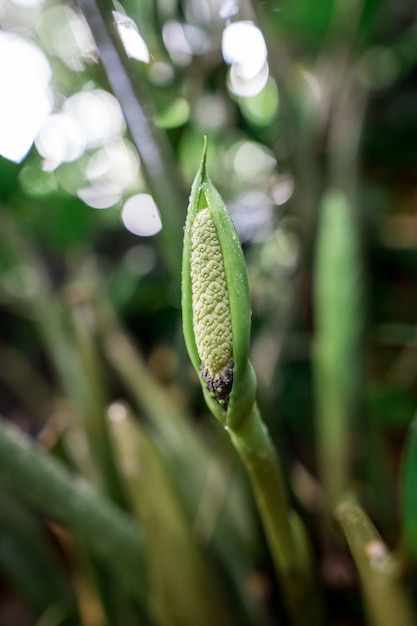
top-left (190, 208), bottom-right (234, 407)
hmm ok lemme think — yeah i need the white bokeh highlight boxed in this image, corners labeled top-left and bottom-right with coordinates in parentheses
top-left (77, 185), bottom-right (122, 209)
top-left (35, 113), bottom-right (86, 171)
top-left (63, 90), bottom-right (126, 149)
top-left (0, 32), bottom-right (52, 163)
top-left (38, 5), bottom-right (98, 71)
top-left (219, 0), bottom-right (239, 20)
top-left (113, 10), bottom-right (150, 63)
top-left (122, 194), bottom-right (162, 236)
top-left (222, 21), bottom-right (269, 97)
top-left (162, 20), bottom-right (208, 66)
top-left (229, 60), bottom-right (269, 97)
top-left (10, 0), bottom-right (43, 6)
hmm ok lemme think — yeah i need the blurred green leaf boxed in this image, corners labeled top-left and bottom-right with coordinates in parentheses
top-left (238, 79), bottom-right (279, 128)
top-left (0, 488), bottom-right (79, 624)
top-left (314, 190), bottom-right (363, 505)
top-left (154, 97), bottom-right (190, 129)
top-left (268, 0), bottom-right (337, 44)
top-left (109, 407), bottom-right (237, 626)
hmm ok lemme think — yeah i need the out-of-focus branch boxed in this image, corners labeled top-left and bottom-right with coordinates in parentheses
top-left (76, 0), bottom-right (187, 288)
top-left (335, 496), bottom-right (417, 626)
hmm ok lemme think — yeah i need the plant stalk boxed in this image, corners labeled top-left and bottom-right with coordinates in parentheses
top-left (314, 190), bottom-right (362, 507)
top-left (335, 496), bottom-right (417, 626)
top-left (229, 404), bottom-right (318, 625)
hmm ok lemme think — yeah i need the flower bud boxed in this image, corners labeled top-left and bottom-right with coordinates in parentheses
top-left (182, 137), bottom-right (256, 428)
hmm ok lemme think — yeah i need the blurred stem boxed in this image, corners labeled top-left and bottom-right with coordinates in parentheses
top-left (335, 496), bottom-right (417, 626)
top-left (76, 0), bottom-right (187, 288)
top-left (229, 403), bottom-right (319, 625)
top-left (327, 69), bottom-right (367, 198)
top-left (0, 417), bottom-right (147, 607)
top-left (65, 288), bottom-right (126, 507)
top-left (314, 191), bottom-right (362, 508)
top-left (315, 379), bottom-right (350, 508)
top-left (109, 405), bottom-right (235, 626)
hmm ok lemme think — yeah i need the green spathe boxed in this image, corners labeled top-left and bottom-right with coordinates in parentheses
top-left (182, 137), bottom-right (256, 428)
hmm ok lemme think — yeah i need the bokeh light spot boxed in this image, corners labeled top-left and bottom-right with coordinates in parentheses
top-left (163, 21), bottom-right (208, 66)
top-left (113, 10), bottom-right (150, 63)
top-left (19, 163), bottom-right (58, 197)
top-left (122, 194), bottom-right (162, 236)
top-left (219, 0), bottom-right (239, 20)
top-left (10, 0), bottom-right (43, 7)
top-left (271, 176), bottom-right (294, 206)
top-left (238, 78), bottom-right (279, 126)
top-left (228, 60), bottom-right (269, 97)
top-left (63, 90), bottom-right (126, 149)
top-left (77, 184), bottom-right (122, 209)
top-left (149, 62), bottom-right (175, 86)
top-left (194, 94), bottom-right (230, 130)
top-left (154, 97), bottom-right (190, 129)
top-left (86, 138), bottom-right (140, 188)
top-left (37, 5), bottom-right (97, 71)
top-left (230, 191), bottom-right (274, 243)
top-left (35, 113), bottom-right (86, 171)
top-left (222, 20), bottom-right (268, 96)
top-left (231, 141), bottom-right (276, 181)
top-left (0, 32), bottom-right (52, 162)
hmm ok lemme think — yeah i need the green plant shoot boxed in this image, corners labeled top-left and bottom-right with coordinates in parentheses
top-left (182, 135), bottom-right (256, 429)
top-left (182, 137), bottom-right (318, 625)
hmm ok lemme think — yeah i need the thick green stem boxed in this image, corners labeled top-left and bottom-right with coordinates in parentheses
top-left (0, 417), bottom-right (146, 606)
top-left (229, 404), bottom-right (317, 624)
top-left (335, 496), bottom-right (417, 626)
top-left (229, 405), bottom-right (296, 572)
